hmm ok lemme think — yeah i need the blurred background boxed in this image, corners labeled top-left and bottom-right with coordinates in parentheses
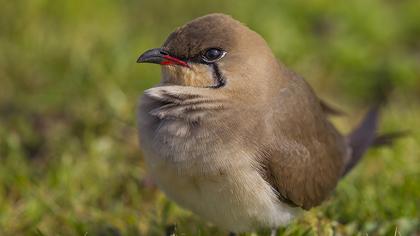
top-left (0, 0), bottom-right (419, 235)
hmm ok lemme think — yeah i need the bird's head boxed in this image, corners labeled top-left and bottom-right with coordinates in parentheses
top-left (137, 13), bottom-right (281, 94)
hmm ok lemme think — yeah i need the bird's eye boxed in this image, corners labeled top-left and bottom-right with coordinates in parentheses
top-left (202, 48), bottom-right (226, 63)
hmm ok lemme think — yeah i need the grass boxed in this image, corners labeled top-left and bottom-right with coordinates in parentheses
top-left (0, 0), bottom-right (419, 235)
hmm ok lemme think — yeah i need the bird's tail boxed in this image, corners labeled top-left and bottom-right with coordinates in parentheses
top-left (342, 105), bottom-right (404, 176)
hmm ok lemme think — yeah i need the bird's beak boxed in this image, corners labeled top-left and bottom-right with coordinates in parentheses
top-left (137, 48), bottom-right (189, 68)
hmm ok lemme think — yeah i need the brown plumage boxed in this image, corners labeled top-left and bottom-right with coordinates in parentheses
top-left (136, 13), bottom-right (394, 234)
top-left (258, 71), bottom-right (347, 210)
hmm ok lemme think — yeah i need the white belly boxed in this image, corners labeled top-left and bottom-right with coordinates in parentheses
top-left (148, 155), bottom-right (299, 232)
top-left (138, 101), bottom-right (299, 232)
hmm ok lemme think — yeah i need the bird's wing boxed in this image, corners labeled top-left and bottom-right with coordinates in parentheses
top-left (259, 75), bottom-right (347, 210)
top-left (260, 138), bottom-right (345, 210)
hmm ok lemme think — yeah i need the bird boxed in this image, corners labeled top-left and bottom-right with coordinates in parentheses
top-left (136, 13), bottom-right (396, 235)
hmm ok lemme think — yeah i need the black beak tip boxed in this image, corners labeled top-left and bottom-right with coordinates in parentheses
top-left (136, 48), bottom-right (164, 64)
top-left (136, 56), bottom-right (143, 63)
top-left (136, 48), bottom-right (188, 67)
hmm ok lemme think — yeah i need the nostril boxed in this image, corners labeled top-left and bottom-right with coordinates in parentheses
top-left (160, 50), bottom-right (169, 56)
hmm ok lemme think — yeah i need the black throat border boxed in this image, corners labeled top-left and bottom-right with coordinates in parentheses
top-left (209, 63), bottom-right (226, 88)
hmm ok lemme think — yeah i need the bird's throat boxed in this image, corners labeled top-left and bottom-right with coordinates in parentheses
top-left (161, 64), bottom-right (224, 88)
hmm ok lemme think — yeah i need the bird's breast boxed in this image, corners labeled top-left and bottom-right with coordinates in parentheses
top-left (138, 96), bottom-right (224, 172)
top-left (137, 90), bottom-right (298, 232)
